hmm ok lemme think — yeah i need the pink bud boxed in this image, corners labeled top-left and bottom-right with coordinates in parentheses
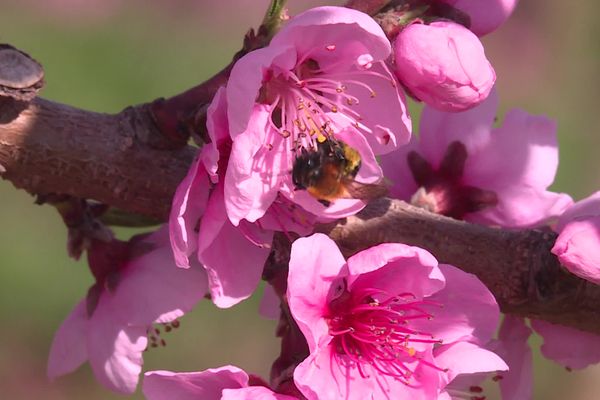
top-left (393, 21), bottom-right (496, 112)
top-left (440, 0), bottom-right (519, 36)
top-left (552, 216), bottom-right (600, 285)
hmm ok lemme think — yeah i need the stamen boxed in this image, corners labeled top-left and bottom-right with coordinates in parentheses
top-left (263, 58), bottom-right (388, 151)
top-left (327, 284), bottom-right (444, 386)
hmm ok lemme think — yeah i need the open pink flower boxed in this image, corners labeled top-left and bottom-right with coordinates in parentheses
top-left (381, 89), bottom-right (572, 228)
top-left (224, 6), bottom-right (411, 224)
top-left (170, 87), bottom-right (315, 308)
top-left (552, 191), bottom-right (600, 284)
top-left (393, 20), bottom-right (496, 112)
top-left (287, 234), bottom-right (506, 399)
top-left (437, 0), bottom-right (520, 36)
top-left (143, 366), bottom-right (296, 400)
top-left (47, 228), bottom-right (207, 394)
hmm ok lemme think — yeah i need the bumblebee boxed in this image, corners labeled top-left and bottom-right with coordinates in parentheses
top-left (292, 138), bottom-right (388, 206)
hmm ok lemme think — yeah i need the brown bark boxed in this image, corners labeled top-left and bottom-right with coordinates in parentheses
top-left (0, 97), bottom-right (195, 219)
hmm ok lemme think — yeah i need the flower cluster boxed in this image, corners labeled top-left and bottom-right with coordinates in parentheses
top-left (44, 2), bottom-right (600, 400)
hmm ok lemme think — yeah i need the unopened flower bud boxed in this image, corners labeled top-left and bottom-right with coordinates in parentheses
top-left (393, 21), bottom-right (495, 112)
top-left (552, 216), bottom-right (600, 285)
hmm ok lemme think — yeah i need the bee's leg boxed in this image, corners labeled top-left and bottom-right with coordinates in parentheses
top-left (318, 199), bottom-right (331, 207)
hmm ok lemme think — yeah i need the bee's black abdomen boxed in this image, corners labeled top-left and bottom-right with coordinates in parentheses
top-left (292, 149), bottom-right (323, 189)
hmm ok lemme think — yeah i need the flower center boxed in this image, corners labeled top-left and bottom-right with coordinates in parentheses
top-left (408, 141), bottom-right (498, 219)
top-left (326, 282), bottom-right (444, 385)
top-left (261, 47), bottom-right (392, 152)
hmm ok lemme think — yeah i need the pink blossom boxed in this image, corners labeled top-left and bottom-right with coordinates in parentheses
top-left (531, 320), bottom-right (600, 370)
top-left (551, 191), bottom-right (600, 284)
top-left (224, 6), bottom-right (411, 224)
top-left (170, 87), bottom-right (314, 308)
top-left (494, 316), bottom-right (533, 400)
top-left (143, 366), bottom-right (296, 400)
top-left (287, 234), bottom-right (506, 399)
top-left (47, 228), bottom-right (207, 393)
top-left (393, 21), bottom-right (496, 112)
top-left (380, 89), bottom-right (573, 228)
top-left (437, 0), bottom-right (520, 36)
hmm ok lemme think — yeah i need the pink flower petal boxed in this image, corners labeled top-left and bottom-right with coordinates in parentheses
top-left (435, 341), bottom-right (507, 384)
top-left (169, 156), bottom-right (210, 268)
top-left (199, 183), bottom-right (272, 308)
top-left (347, 242), bottom-right (445, 299)
top-left (47, 300), bottom-right (88, 379)
top-left (143, 367), bottom-right (249, 400)
top-left (224, 106), bottom-right (287, 225)
top-left (203, 86), bottom-right (229, 181)
top-left (419, 89), bottom-right (498, 167)
top-left (469, 187), bottom-right (573, 228)
top-left (556, 191), bottom-right (600, 231)
top-left (111, 236), bottom-right (208, 325)
top-left (272, 6), bottom-right (390, 71)
top-left (531, 319), bottom-right (600, 370)
top-left (87, 296), bottom-right (148, 394)
top-left (411, 263), bottom-right (499, 345)
top-left (494, 316), bottom-right (533, 400)
top-left (466, 109), bottom-right (559, 190)
top-left (287, 234), bottom-right (346, 351)
top-left (227, 45), bottom-right (297, 138)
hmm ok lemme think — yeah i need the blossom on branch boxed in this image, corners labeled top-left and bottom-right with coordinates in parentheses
top-left (287, 234), bottom-right (506, 399)
top-left (170, 88), bottom-right (314, 308)
top-left (224, 6), bottom-right (411, 223)
top-left (47, 228), bottom-right (207, 393)
top-left (380, 89), bottom-right (572, 227)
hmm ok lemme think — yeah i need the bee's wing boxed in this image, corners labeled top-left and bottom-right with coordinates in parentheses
top-left (342, 179), bottom-right (389, 201)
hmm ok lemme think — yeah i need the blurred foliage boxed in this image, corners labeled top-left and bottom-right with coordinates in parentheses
top-left (0, 1), bottom-right (599, 399)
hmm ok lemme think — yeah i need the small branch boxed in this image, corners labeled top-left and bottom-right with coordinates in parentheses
top-left (320, 198), bottom-right (600, 335)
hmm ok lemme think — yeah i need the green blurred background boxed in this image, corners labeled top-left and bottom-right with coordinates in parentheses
top-left (0, 1), bottom-right (598, 399)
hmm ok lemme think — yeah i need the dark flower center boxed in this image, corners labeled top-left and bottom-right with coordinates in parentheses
top-left (408, 141), bottom-right (498, 219)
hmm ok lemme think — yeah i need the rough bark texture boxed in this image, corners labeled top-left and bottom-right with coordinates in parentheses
top-left (0, 97), bottom-right (194, 219)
